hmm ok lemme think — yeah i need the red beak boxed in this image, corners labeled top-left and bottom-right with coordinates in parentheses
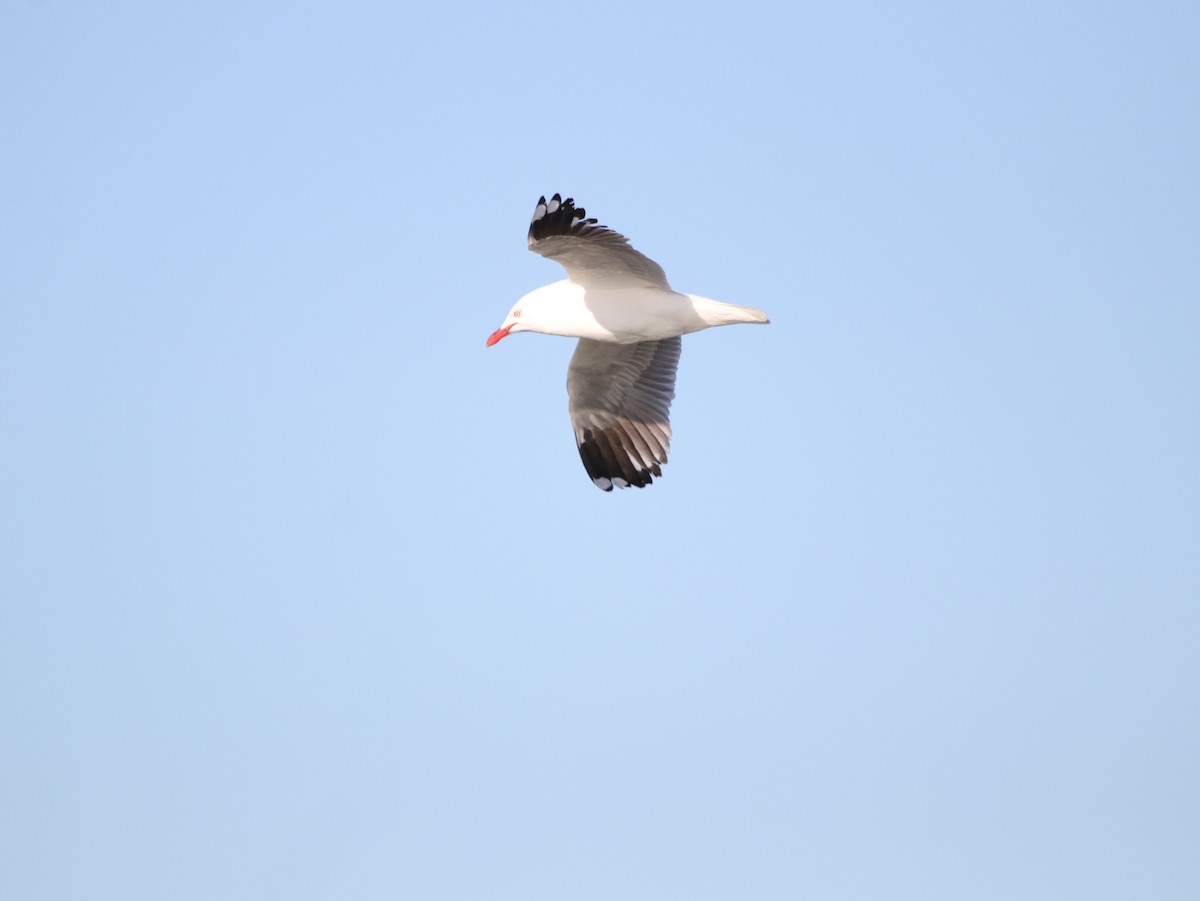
top-left (486, 325), bottom-right (513, 347)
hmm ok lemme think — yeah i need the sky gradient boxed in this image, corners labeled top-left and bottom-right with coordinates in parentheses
top-left (3, 2), bottom-right (1198, 899)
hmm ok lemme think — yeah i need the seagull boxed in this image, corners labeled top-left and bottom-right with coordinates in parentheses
top-left (487, 194), bottom-right (769, 491)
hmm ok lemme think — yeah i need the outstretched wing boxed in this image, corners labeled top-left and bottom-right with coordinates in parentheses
top-left (567, 336), bottom-right (681, 491)
top-left (529, 194), bottom-right (671, 290)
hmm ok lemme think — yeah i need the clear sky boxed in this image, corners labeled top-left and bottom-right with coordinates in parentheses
top-left (2, 2), bottom-right (1198, 899)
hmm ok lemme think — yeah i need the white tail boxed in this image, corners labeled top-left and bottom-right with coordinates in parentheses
top-left (685, 294), bottom-right (770, 327)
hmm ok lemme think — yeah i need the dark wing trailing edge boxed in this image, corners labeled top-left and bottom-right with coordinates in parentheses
top-left (528, 193), bottom-right (670, 289)
top-left (567, 337), bottom-right (681, 491)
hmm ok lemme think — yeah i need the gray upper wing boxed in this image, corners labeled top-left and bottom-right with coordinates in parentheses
top-left (567, 336), bottom-right (681, 491)
top-left (529, 194), bottom-right (670, 290)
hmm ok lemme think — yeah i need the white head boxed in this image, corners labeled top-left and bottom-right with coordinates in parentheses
top-left (485, 302), bottom-right (527, 346)
top-left (485, 285), bottom-right (569, 346)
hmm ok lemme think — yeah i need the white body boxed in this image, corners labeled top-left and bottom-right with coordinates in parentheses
top-left (504, 279), bottom-right (769, 344)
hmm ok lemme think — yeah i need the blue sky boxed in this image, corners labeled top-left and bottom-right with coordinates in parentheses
top-left (2, 2), bottom-right (1198, 899)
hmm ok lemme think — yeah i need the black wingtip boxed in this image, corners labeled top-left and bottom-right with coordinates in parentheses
top-left (529, 193), bottom-right (597, 242)
top-left (576, 428), bottom-right (658, 491)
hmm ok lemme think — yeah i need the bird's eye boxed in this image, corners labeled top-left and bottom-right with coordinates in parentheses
top-left (513, 310), bottom-right (522, 318)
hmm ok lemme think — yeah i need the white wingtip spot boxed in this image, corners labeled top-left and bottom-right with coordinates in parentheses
top-left (592, 477), bottom-right (613, 491)
top-left (611, 477), bottom-right (630, 489)
top-left (547, 196), bottom-right (560, 213)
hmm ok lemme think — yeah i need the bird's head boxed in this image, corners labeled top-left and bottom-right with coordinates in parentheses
top-left (486, 304), bottom-right (526, 346)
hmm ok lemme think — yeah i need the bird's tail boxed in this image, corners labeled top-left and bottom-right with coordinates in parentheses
top-left (686, 295), bottom-right (770, 326)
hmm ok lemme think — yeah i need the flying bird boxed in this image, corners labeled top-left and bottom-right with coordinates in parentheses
top-left (487, 194), bottom-right (769, 491)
